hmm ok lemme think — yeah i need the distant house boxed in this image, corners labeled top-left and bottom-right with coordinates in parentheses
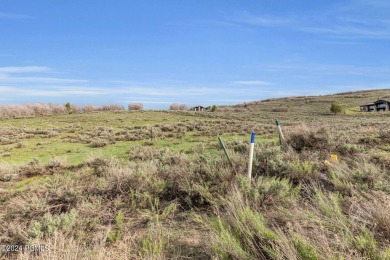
top-left (360, 99), bottom-right (390, 112)
top-left (374, 99), bottom-right (390, 111)
top-left (360, 103), bottom-right (376, 112)
top-left (193, 105), bottom-right (205, 112)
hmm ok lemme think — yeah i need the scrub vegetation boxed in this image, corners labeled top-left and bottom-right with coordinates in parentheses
top-left (0, 103), bottom-right (126, 118)
top-left (0, 89), bottom-right (390, 259)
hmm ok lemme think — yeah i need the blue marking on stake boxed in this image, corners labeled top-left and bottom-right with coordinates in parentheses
top-left (250, 132), bottom-right (255, 144)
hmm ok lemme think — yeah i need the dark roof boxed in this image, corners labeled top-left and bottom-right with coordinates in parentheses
top-left (374, 99), bottom-right (390, 104)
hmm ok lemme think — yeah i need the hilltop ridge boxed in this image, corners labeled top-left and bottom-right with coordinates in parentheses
top-left (229, 89), bottom-right (390, 114)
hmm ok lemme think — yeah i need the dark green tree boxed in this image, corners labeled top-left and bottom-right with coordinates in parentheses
top-left (65, 102), bottom-right (71, 111)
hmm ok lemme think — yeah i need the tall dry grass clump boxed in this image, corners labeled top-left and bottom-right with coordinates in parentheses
top-left (286, 125), bottom-right (331, 153)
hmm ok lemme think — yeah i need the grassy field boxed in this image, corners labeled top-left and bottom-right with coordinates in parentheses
top-left (1, 89), bottom-right (390, 259)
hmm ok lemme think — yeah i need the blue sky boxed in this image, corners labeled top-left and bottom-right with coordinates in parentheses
top-left (1, 0), bottom-right (390, 109)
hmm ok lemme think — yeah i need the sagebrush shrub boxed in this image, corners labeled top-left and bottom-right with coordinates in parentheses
top-left (28, 209), bottom-right (78, 239)
top-left (90, 139), bottom-right (109, 148)
top-left (379, 129), bottom-right (390, 143)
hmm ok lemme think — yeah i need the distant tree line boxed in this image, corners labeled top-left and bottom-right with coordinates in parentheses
top-left (128, 103), bottom-right (144, 111)
top-left (0, 101), bottom-right (222, 119)
top-left (0, 102), bottom-right (147, 119)
top-left (169, 103), bottom-right (187, 110)
top-left (0, 103), bottom-right (69, 118)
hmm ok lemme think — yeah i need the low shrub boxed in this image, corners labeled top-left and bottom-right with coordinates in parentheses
top-left (0, 164), bottom-right (18, 181)
top-left (379, 129), bottom-right (390, 143)
top-left (288, 159), bottom-right (319, 182)
top-left (237, 175), bottom-right (300, 207)
top-left (292, 235), bottom-right (319, 260)
top-left (90, 139), bottom-right (109, 148)
top-left (129, 145), bottom-right (168, 161)
top-left (28, 209), bottom-right (79, 239)
top-left (47, 157), bottom-right (67, 168)
top-left (86, 156), bottom-right (116, 177)
top-left (272, 107), bottom-right (288, 112)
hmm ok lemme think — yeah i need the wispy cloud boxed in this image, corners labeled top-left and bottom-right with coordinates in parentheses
top-left (220, 2), bottom-right (390, 40)
top-left (0, 66), bottom-right (50, 74)
top-left (233, 80), bottom-right (272, 86)
top-left (0, 86), bottom-right (106, 97)
top-left (110, 79), bottom-right (183, 85)
top-left (208, 98), bottom-right (251, 103)
top-left (0, 85), bottom-right (206, 97)
top-left (0, 76), bottom-right (88, 83)
top-left (0, 65), bottom-right (249, 99)
top-left (114, 86), bottom-right (216, 96)
top-left (0, 66), bottom-right (88, 84)
top-left (0, 83), bottom-right (277, 100)
top-left (262, 63), bottom-right (390, 77)
top-left (0, 11), bottom-right (32, 20)
top-left (231, 13), bottom-right (290, 27)
top-left (300, 23), bottom-right (390, 39)
top-left (324, 83), bottom-right (390, 92)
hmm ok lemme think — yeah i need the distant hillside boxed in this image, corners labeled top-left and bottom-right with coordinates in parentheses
top-left (233, 89), bottom-right (390, 114)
